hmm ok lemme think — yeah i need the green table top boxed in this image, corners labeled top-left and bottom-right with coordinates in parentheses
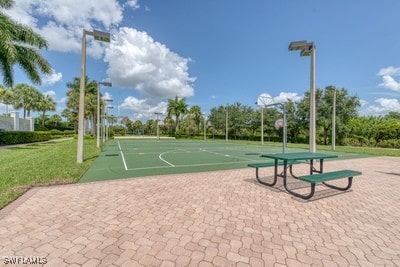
top-left (261, 152), bottom-right (338, 161)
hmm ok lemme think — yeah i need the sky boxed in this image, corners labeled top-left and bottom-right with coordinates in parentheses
top-left (3, 0), bottom-right (400, 121)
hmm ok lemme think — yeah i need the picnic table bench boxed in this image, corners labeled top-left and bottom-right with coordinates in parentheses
top-left (296, 169), bottom-right (362, 199)
top-left (250, 152), bottom-right (362, 199)
top-left (248, 160), bottom-right (302, 184)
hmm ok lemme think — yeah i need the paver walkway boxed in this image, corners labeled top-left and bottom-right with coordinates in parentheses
top-left (0, 157), bottom-right (399, 266)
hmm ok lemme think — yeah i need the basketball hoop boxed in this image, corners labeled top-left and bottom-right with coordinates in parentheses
top-left (256, 93), bottom-right (273, 107)
top-left (274, 118), bottom-right (284, 130)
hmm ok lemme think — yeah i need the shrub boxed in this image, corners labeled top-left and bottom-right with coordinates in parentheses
top-left (50, 129), bottom-right (63, 136)
top-left (34, 125), bottom-right (48, 131)
top-left (0, 131), bottom-right (51, 145)
top-left (377, 139), bottom-right (400, 149)
top-left (63, 130), bottom-right (75, 136)
top-left (111, 126), bottom-right (126, 136)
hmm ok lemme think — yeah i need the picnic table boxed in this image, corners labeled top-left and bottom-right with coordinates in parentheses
top-left (249, 152), bottom-right (361, 199)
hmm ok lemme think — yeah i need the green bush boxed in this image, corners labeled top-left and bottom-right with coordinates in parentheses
top-left (111, 126), bottom-right (126, 136)
top-left (342, 137), bottom-right (361, 147)
top-left (72, 134), bottom-right (96, 139)
top-left (0, 131), bottom-right (51, 145)
top-left (377, 139), bottom-right (400, 149)
top-left (34, 125), bottom-right (48, 131)
top-left (63, 130), bottom-right (75, 136)
top-left (50, 129), bottom-right (63, 136)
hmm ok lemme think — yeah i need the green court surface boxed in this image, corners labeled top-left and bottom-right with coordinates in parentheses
top-left (79, 139), bottom-right (371, 183)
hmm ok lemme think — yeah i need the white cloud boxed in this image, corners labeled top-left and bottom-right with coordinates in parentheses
top-left (274, 92), bottom-right (302, 103)
top-left (102, 92), bottom-right (113, 100)
top-left (257, 92), bottom-right (302, 106)
top-left (6, 0), bottom-right (195, 120)
top-left (119, 96), bottom-right (167, 120)
top-left (42, 90), bottom-right (65, 104)
top-left (378, 66), bottom-right (400, 92)
top-left (6, 0), bottom-right (123, 58)
top-left (43, 90), bottom-right (56, 99)
top-left (363, 98), bottom-right (400, 115)
top-left (42, 70), bottom-right (62, 85)
top-left (378, 75), bottom-right (400, 91)
top-left (359, 99), bottom-right (368, 107)
top-left (105, 27), bottom-right (195, 104)
top-left (125, 0), bottom-right (140, 10)
top-left (378, 66), bottom-right (400, 76)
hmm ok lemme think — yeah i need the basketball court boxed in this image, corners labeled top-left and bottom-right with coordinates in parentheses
top-left (79, 138), bottom-right (372, 183)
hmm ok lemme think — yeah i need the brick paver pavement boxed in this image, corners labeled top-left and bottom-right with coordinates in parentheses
top-left (0, 157), bottom-right (399, 266)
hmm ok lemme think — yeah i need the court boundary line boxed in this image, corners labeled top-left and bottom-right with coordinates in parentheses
top-left (117, 140), bottom-right (128, 170)
top-left (126, 159), bottom-right (253, 171)
top-left (200, 148), bottom-right (255, 161)
top-left (159, 151), bottom-right (176, 167)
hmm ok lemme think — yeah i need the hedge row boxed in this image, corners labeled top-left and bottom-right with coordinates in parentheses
top-left (0, 131), bottom-right (51, 145)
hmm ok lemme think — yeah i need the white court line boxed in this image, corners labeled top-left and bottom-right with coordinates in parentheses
top-left (126, 160), bottom-right (252, 171)
top-left (117, 140), bottom-right (128, 170)
top-left (158, 151), bottom-right (176, 167)
top-left (200, 148), bottom-right (255, 161)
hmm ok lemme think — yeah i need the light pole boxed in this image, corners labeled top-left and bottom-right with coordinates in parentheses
top-left (331, 88), bottom-right (336, 151)
top-left (105, 106), bottom-right (114, 141)
top-left (225, 109), bottom-right (228, 142)
top-left (101, 98), bottom-right (112, 150)
top-left (260, 106), bottom-right (264, 145)
top-left (202, 113), bottom-right (207, 141)
top-left (97, 81), bottom-right (112, 148)
top-left (77, 29), bottom-right (110, 163)
top-left (155, 112), bottom-right (162, 140)
top-left (289, 40), bottom-right (316, 153)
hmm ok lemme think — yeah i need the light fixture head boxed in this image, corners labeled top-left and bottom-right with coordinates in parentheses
top-left (288, 40), bottom-right (307, 51)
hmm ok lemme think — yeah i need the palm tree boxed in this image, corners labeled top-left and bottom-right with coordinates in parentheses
top-left (61, 108), bottom-right (78, 132)
top-left (0, 0), bottom-right (52, 87)
top-left (0, 85), bottom-right (13, 114)
top-left (48, 114), bottom-right (62, 126)
top-left (167, 96), bottom-right (188, 133)
top-left (189, 105), bottom-right (203, 134)
top-left (37, 94), bottom-right (56, 126)
top-left (65, 76), bottom-right (99, 135)
top-left (10, 83), bottom-right (42, 118)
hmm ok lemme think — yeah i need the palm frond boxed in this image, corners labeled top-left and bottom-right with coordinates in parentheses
top-left (0, 0), bottom-right (14, 9)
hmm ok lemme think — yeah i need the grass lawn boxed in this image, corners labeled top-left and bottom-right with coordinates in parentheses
top-left (0, 138), bottom-right (99, 209)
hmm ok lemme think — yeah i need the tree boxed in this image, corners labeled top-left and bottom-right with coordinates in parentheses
top-left (189, 105), bottom-right (203, 134)
top-left (48, 114), bottom-right (62, 126)
top-left (10, 83), bottom-right (42, 118)
top-left (208, 105), bottom-right (228, 136)
top-left (0, 85), bottom-right (13, 114)
top-left (61, 108), bottom-right (77, 131)
top-left (108, 115), bottom-right (117, 126)
top-left (284, 99), bottom-right (304, 143)
top-left (65, 76), bottom-right (99, 135)
top-left (385, 112), bottom-right (400, 120)
top-left (0, 0), bottom-right (52, 87)
top-left (132, 120), bottom-right (143, 134)
top-left (167, 96), bottom-right (188, 133)
top-left (296, 86), bottom-right (360, 145)
top-left (0, 85), bottom-right (4, 98)
top-left (37, 94), bottom-right (56, 126)
top-left (145, 119), bottom-right (155, 135)
top-left (320, 86), bottom-right (360, 145)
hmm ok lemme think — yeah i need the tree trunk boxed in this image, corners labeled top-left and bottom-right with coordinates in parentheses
top-left (42, 111), bottom-right (46, 127)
